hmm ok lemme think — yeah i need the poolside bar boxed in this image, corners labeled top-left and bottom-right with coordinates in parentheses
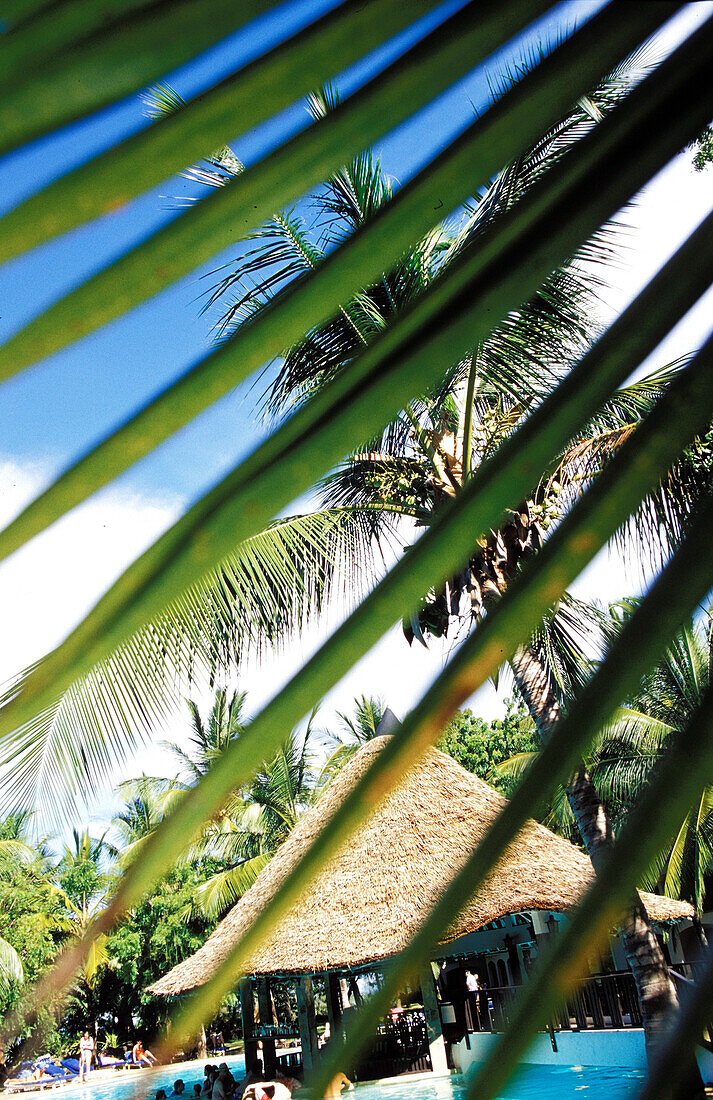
top-left (149, 737), bottom-right (693, 1079)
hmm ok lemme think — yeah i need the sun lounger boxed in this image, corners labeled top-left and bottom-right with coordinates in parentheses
top-left (5, 1078), bottom-right (69, 1092)
top-left (41, 1066), bottom-right (74, 1080)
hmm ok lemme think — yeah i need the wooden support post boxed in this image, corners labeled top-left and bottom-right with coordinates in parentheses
top-left (257, 976), bottom-right (277, 1078)
top-left (419, 964), bottom-right (448, 1075)
top-left (296, 976), bottom-right (319, 1075)
top-left (240, 977), bottom-right (260, 1074)
top-left (326, 973), bottom-right (344, 1043)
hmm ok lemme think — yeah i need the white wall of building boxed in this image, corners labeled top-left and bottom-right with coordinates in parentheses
top-left (451, 1030), bottom-right (647, 1072)
top-left (452, 1033), bottom-right (713, 1085)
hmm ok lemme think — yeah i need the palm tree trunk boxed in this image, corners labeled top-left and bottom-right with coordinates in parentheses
top-left (510, 645), bottom-right (704, 1096)
top-left (197, 1024), bottom-right (208, 1060)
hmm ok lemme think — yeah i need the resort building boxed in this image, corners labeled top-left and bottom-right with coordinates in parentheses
top-left (149, 733), bottom-right (694, 1079)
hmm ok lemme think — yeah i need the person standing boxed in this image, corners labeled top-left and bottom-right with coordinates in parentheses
top-left (464, 970), bottom-right (481, 1031)
top-left (465, 970), bottom-right (479, 994)
top-left (79, 1031), bottom-right (95, 1082)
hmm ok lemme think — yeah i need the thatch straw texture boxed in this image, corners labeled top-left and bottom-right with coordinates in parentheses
top-left (149, 739), bottom-right (692, 993)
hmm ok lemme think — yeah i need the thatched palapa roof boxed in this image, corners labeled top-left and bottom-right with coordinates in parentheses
top-left (149, 739), bottom-right (692, 994)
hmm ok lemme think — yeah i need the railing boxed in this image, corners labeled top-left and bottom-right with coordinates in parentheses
top-left (669, 965), bottom-right (713, 1055)
top-left (462, 972), bottom-right (643, 1034)
top-left (354, 1008), bottom-right (431, 1081)
top-left (248, 1024), bottom-right (300, 1040)
top-left (670, 961), bottom-right (698, 984)
top-left (276, 1049), bottom-right (302, 1072)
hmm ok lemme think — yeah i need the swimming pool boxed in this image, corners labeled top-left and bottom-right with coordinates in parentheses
top-left (364, 1065), bottom-right (644, 1098)
top-left (8, 1058), bottom-right (644, 1100)
top-left (24, 1056), bottom-right (247, 1100)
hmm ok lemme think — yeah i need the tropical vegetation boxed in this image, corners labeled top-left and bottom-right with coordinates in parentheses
top-left (186, 77), bottom-right (713, 1058)
top-left (495, 604), bottom-right (713, 915)
top-left (0, 691), bottom-right (388, 1057)
top-left (1, 4), bottom-right (713, 1096)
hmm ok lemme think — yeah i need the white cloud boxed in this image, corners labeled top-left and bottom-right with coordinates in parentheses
top-left (0, 459), bottom-right (183, 831)
top-left (0, 458), bottom-right (182, 684)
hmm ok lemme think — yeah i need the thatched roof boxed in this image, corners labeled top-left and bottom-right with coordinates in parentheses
top-left (149, 739), bottom-right (692, 994)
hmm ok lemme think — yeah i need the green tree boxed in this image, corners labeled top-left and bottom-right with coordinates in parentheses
top-left (109, 775), bottom-right (182, 870)
top-left (318, 695), bottom-right (386, 781)
top-left (591, 607), bottom-right (713, 913)
top-left (498, 604), bottom-right (713, 903)
top-left (165, 688), bottom-right (248, 782)
top-left (0, 826), bottom-right (64, 1055)
top-left (95, 864), bottom-right (221, 1046)
top-left (56, 829), bottom-right (109, 907)
top-left (182, 701), bottom-right (327, 920)
top-left (197, 80), bottom-right (712, 1056)
top-left (691, 124), bottom-right (713, 171)
top-left (438, 698), bottom-right (539, 794)
top-left (104, 690), bottom-right (329, 923)
top-left (51, 829), bottom-right (113, 1003)
top-left (112, 777), bottom-right (174, 845)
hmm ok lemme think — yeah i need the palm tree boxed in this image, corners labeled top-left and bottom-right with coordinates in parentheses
top-left (164, 687), bottom-right (248, 783)
top-left (0, 829), bottom-right (26, 1002)
top-left (110, 774), bottom-right (181, 868)
top-left (182, 703), bottom-right (327, 920)
top-left (52, 830), bottom-right (113, 990)
top-left (334, 695), bottom-right (385, 749)
top-left (0, 937), bottom-right (23, 1002)
top-left (0, 809), bottom-right (45, 864)
top-left (194, 77), bottom-right (711, 1061)
top-left (591, 607), bottom-right (713, 914)
top-left (317, 695), bottom-right (386, 786)
top-left (111, 689), bottom-right (328, 921)
top-left (498, 605), bottom-right (713, 913)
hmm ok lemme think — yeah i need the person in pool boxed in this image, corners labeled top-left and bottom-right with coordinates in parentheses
top-left (242, 1083), bottom-right (291, 1100)
top-left (324, 1073), bottom-right (354, 1099)
top-left (212, 1064), bottom-right (236, 1100)
top-left (235, 1062), bottom-right (262, 1100)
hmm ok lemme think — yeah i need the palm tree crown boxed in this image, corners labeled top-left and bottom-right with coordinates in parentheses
top-left (592, 606), bottom-right (713, 912)
top-left (164, 688), bottom-right (248, 783)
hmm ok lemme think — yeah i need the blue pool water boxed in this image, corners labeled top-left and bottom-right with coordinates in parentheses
top-left (13, 1058), bottom-right (644, 1100)
top-left (36, 1056), bottom-right (247, 1100)
top-left (357, 1065), bottom-right (643, 1100)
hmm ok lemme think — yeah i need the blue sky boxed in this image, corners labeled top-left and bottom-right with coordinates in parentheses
top-left (3, 0), bottom-right (713, 832)
top-left (0, 0), bottom-right (601, 504)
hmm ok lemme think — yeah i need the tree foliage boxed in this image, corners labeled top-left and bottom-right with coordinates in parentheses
top-left (692, 124), bottom-right (713, 171)
top-left (591, 605), bottom-right (713, 911)
top-left (0, 836), bottom-right (64, 1053)
top-left (92, 864), bottom-right (224, 1046)
top-left (438, 698), bottom-right (539, 799)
